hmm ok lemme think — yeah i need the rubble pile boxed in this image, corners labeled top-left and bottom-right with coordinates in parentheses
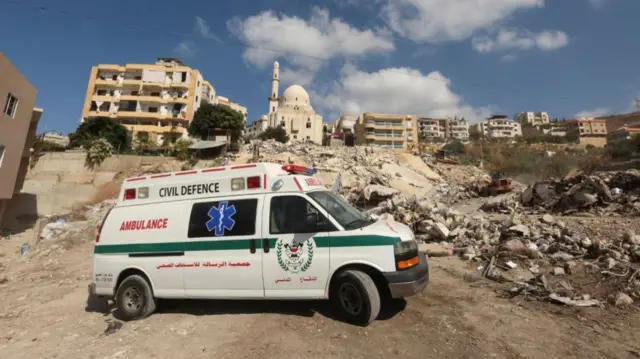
top-left (245, 140), bottom-right (482, 204)
top-left (480, 170), bottom-right (640, 216)
top-left (39, 200), bottom-right (116, 242)
top-left (362, 191), bottom-right (639, 306)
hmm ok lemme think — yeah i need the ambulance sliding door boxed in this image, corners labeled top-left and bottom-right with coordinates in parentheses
top-left (183, 194), bottom-right (265, 298)
top-left (261, 193), bottom-right (334, 299)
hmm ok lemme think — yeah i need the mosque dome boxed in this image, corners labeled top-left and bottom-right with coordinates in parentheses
top-left (281, 85), bottom-right (310, 107)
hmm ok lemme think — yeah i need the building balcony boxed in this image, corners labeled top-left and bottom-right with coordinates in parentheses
top-left (92, 95), bottom-right (113, 102)
top-left (117, 110), bottom-right (186, 120)
top-left (169, 82), bottom-right (189, 89)
top-left (123, 79), bottom-right (142, 86)
top-left (95, 79), bottom-right (120, 86)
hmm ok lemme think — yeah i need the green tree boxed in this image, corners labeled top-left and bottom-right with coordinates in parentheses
top-left (171, 139), bottom-right (193, 161)
top-left (258, 126), bottom-right (290, 143)
top-left (68, 117), bottom-right (130, 152)
top-left (188, 104), bottom-right (244, 142)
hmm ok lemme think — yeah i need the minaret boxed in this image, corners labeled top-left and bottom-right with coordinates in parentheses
top-left (268, 61), bottom-right (280, 127)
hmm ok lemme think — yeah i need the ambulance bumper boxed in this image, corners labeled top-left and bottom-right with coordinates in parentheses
top-left (384, 252), bottom-right (429, 298)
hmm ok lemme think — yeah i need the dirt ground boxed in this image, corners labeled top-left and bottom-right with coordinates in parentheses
top-left (1, 235), bottom-right (640, 359)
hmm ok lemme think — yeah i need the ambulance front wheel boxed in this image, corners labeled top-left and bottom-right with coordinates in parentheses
top-left (331, 269), bottom-right (381, 327)
top-left (115, 274), bottom-right (157, 321)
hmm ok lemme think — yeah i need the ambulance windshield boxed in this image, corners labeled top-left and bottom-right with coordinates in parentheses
top-left (308, 191), bottom-right (374, 231)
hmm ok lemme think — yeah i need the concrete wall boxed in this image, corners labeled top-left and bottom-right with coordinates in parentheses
top-left (12, 151), bottom-right (170, 219)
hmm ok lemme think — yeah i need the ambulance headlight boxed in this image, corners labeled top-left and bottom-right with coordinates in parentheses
top-left (393, 240), bottom-right (417, 255)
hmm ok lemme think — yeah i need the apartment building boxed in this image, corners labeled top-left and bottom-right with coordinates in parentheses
top-left (450, 118), bottom-right (470, 140)
top-left (607, 123), bottom-right (640, 144)
top-left (418, 118), bottom-right (447, 140)
top-left (42, 132), bottom-right (70, 147)
top-left (0, 53), bottom-right (42, 228)
top-left (82, 58), bottom-right (246, 146)
top-left (245, 115), bottom-right (269, 137)
top-left (354, 112), bottom-right (418, 150)
top-left (417, 117), bottom-right (469, 141)
top-left (515, 111), bottom-right (550, 126)
top-left (566, 118), bottom-right (608, 147)
top-left (471, 115), bottom-right (522, 138)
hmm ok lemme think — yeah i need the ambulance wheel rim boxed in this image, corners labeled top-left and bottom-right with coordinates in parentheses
top-left (123, 287), bottom-right (142, 311)
top-left (338, 283), bottom-right (362, 315)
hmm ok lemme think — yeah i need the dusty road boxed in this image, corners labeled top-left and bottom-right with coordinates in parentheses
top-left (1, 237), bottom-right (640, 359)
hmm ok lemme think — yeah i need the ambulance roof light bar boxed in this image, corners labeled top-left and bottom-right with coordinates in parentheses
top-left (281, 165), bottom-right (317, 176)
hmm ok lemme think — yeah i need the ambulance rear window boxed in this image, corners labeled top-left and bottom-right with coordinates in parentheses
top-left (187, 199), bottom-right (258, 238)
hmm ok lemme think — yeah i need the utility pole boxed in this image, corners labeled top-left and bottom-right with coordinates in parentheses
top-left (635, 98), bottom-right (640, 112)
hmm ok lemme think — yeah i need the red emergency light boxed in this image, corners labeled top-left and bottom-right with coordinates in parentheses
top-left (281, 165), bottom-right (317, 175)
top-left (124, 188), bottom-right (136, 200)
top-left (247, 176), bottom-right (261, 189)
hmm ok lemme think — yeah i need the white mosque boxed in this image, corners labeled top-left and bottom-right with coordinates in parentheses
top-left (254, 61), bottom-right (324, 144)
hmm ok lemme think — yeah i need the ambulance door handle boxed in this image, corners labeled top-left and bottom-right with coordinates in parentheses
top-left (263, 238), bottom-right (270, 253)
top-left (249, 239), bottom-right (256, 254)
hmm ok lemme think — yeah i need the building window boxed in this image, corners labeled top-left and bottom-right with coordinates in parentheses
top-left (306, 122), bottom-right (311, 129)
top-left (4, 93), bottom-right (19, 118)
top-left (197, 81), bottom-right (200, 87)
top-left (0, 144), bottom-right (5, 167)
top-left (195, 96), bottom-right (199, 102)
top-left (148, 107), bottom-right (158, 113)
top-left (280, 121), bottom-right (285, 127)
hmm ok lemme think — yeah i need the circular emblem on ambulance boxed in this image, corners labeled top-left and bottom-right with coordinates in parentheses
top-left (276, 238), bottom-right (314, 273)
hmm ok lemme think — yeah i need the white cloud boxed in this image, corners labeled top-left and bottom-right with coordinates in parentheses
top-left (314, 65), bottom-right (492, 123)
top-left (575, 107), bottom-right (610, 118)
top-left (501, 54), bottom-right (518, 62)
top-left (472, 28), bottom-right (568, 53)
top-left (227, 7), bottom-right (394, 84)
top-left (195, 17), bottom-right (223, 43)
top-left (383, 0), bottom-right (544, 43)
top-left (588, 0), bottom-right (607, 9)
top-left (173, 41), bottom-right (197, 57)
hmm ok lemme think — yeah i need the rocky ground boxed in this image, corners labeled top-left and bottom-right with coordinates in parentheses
top-left (1, 140), bottom-right (640, 359)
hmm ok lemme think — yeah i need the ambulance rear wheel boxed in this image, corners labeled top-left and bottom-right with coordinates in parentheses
top-left (331, 269), bottom-right (381, 326)
top-left (115, 275), bottom-right (156, 321)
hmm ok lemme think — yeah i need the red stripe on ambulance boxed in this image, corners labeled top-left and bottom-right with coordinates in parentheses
top-left (120, 218), bottom-right (168, 231)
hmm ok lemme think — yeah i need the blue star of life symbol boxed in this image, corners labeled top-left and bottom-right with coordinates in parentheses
top-left (206, 201), bottom-right (237, 236)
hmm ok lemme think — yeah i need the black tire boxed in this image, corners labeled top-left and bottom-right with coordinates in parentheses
top-left (115, 275), bottom-right (156, 321)
top-left (331, 269), bottom-right (381, 326)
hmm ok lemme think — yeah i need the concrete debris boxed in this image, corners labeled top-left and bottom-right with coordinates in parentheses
top-left (39, 200), bottom-right (116, 243)
top-left (518, 170), bottom-right (640, 216)
top-left (608, 292), bottom-right (634, 307)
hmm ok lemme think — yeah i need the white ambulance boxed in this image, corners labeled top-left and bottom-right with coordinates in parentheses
top-left (89, 163), bottom-right (429, 326)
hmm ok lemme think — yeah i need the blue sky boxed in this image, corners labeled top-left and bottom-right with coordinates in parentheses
top-left (1, 0), bottom-right (639, 135)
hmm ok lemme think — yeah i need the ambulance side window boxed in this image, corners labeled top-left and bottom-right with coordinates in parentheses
top-left (188, 199), bottom-right (258, 238)
top-left (269, 195), bottom-right (336, 234)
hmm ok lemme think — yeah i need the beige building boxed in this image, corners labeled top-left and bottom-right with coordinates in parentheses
top-left (566, 118), bottom-right (608, 147)
top-left (355, 112), bottom-right (418, 150)
top-left (607, 123), bottom-right (640, 144)
top-left (471, 115), bottom-right (522, 138)
top-left (246, 115), bottom-right (269, 138)
top-left (81, 57), bottom-right (248, 146)
top-left (515, 111), bottom-right (550, 126)
top-left (42, 132), bottom-right (70, 147)
top-left (418, 118), bottom-right (447, 140)
top-left (450, 118), bottom-right (470, 140)
top-left (418, 117), bottom-right (469, 141)
top-left (264, 62), bottom-right (323, 144)
top-left (0, 53), bottom-right (42, 228)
